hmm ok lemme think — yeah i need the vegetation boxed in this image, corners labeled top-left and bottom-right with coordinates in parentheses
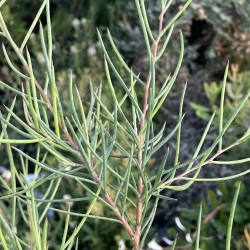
top-left (191, 64), bottom-right (250, 159)
top-left (0, 0), bottom-right (249, 249)
top-left (182, 64), bottom-right (250, 249)
top-left (168, 181), bottom-right (250, 249)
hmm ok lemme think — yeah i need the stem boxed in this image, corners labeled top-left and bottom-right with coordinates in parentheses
top-left (158, 136), bottom-right (244, 188)
top-left (203, 203), bottom-right (226, 224)
top-left (134, 74), bottom-right (151, 249)
top-left (91, 172), bottom-right (135, 238)
top-left (134, 2), bottom-right (167, 248)
top-left (152, 1), bottom-right (166, 62)
top-left (5, 33), bottom-right (136, 240)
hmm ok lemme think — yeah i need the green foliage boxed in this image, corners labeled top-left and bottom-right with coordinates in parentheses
top-left (0, 0), bottom-right (119, 104)
top-left (191, 64), bottom-right (250, 159)
top-left (0, 0), bottom-right (249, 249)
top-left (169, 181), bottom-right (250, 249)
top-left (184, 65), bottom-right (250, 250)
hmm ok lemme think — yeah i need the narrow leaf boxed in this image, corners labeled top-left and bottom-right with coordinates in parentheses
top-left (61, 184), bottom-right (102, 249)
top-left (195, 202), bottom-right (202, 250)
top-left (226, 182), bottom-right (241, 250)
top-left (219, 62), bottom-right (229, 151)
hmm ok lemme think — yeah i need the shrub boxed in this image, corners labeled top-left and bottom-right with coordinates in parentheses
top-left (183, 64), bottom-right (250, 249)
top-left (191, 64), bottom-right (250, 160)
top-left (170, 181), bottom-right (250, 249)
top-left (0, 0), bottom-right (249, 249)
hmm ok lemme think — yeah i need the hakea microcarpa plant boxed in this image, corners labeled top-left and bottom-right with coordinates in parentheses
top-left (0, 0), bottom-right (249, 249)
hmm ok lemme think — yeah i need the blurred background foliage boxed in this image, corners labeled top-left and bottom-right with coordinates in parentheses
top-left (166, 181), bottom-right (250, 249)
top-left (0, 0), bottom-right (249, 249)
top-left (166, 65), bottom-right (250, 250)
top-left (191, 64), bottom-right (250, 161)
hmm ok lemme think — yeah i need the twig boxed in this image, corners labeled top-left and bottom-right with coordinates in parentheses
top-left (158, 136), bottom-right (244, 188)
top-left (203, 203), bottom-right (226, 224)
top-left (2, 25), bottom-right (136, 241)
top-left (134, 2), bottom-right (168, 248)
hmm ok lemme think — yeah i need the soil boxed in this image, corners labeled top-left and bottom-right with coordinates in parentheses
top-left (152, 69), bottom-right (219, 243)
top-left (150, 18), bottom-right (226, 244)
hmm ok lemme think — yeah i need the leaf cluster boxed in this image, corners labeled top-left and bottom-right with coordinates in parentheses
top-left (0, 0), bottom-right (249, 249)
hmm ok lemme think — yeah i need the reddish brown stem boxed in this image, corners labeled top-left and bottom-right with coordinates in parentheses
top-left (134, 72), bottom-right (151, 249)
top-left (3, 25), bottom-right (136, 245)
top-left (134, 3), bottom-right (168, 248)
top-left (92, 169), bottom-right (135, 238)
top-left (25, 44), bottom-right (135, 239)
top-left (160, 138), bottom-right (243, 188)
top-left (152, 2), bottom-right (166, 62)
top-left (203, 203), bottom-right (226, 224)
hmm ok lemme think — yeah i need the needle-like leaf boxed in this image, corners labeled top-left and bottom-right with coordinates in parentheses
top-left (2, 43), bottom-right (27, 79)
top-left (61, 183), bottom-right (102, 249)
top-left (195, 202), bottom-right (202, 250)
top-left (226, 182), bottom-right (241, 250)
top-left (218, 62), bottom-right (229, 151)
